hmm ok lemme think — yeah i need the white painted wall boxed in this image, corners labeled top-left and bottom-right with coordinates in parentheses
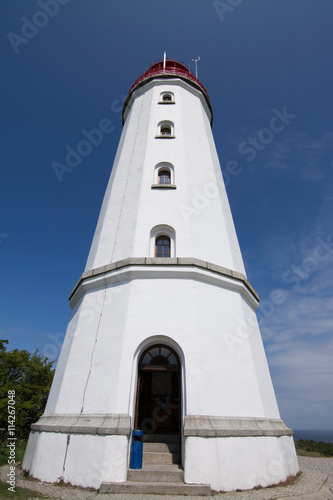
top-left (45, 272), bottom-right (278, 419)
top-left (184, 435), bottom-right (299, 491)
top-left (22, 432), bottom-right (128, 488)
top-left (85, 79), bottom-right (246, 275)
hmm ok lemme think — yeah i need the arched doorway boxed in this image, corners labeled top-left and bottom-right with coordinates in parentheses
top-left (135, 344), bottom-right (181, 436)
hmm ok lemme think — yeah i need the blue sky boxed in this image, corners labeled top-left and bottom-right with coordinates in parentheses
top-left (1, 0), bottom-right (332, 430)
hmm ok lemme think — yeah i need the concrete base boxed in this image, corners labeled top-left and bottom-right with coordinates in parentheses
top-left (23, 418), bottom-right (299, 491)
top-left (100, 481), bottom-right (212, 496)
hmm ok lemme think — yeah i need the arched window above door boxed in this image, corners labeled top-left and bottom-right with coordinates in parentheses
top-left (140, 345), bottom-right (180, 369)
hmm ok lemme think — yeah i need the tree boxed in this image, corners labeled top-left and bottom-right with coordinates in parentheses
top-left (0, 340), bottom-right (55, 440)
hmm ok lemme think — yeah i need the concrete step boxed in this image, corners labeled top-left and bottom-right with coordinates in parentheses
top-left (143, 451), bottom-right (179, 464)
top-left (143, 442), bottom-right (179, 453)
top-left (100, 480), bottom-right (211, 496)
top-left (128, 464), bottom-right (184, 483)
top-left (143, 433), bottom-right (179, 444)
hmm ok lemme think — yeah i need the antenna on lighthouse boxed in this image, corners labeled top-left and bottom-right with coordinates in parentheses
top-left (163, 51), bottom-right (167, 70)
top-left (192, 56), bottom-right (200, 79)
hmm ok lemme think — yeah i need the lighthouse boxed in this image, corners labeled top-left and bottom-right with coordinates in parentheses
top-left (23, 58), bottom-right (299, 493)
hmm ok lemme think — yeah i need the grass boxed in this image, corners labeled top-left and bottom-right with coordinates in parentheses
top-left (0, 480), bottom-right (49, 499)
top-left (0, 440), bottom-right (27, 466)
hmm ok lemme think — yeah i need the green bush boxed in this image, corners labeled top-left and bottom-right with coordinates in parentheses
top-left (0, 340), bottom-right (54, 441)
top-left (0, 440), bottom-right (27, 466)
top-left (295, 439), bottom-right (333, 457)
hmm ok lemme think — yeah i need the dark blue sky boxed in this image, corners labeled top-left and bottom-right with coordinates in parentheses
top-left (1, 0), bottom-right (332, 429)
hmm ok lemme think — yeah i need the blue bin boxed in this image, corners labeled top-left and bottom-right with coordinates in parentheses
top-left (130, 430), bottom-right (143, 469)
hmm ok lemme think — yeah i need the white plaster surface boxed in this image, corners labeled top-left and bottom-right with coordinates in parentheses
top-left (43, 276), bottom-right (278, 419)
top-left (84, 79), bottom-right (246, 275)
top-left (184, 435), bottom-right (299, 492)
top-left (22, 432), bottom-right (128, 488)
top-left (22, 431), bottom-right (68, 483)
top-left (62, 434), bottom-right (128, 488)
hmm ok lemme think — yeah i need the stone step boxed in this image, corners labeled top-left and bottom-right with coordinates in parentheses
top-left (128, 464), bottom-right (184, 483)
top-left (143, 451), bottom-right (179, 464)
top-left (143, 433), bottom-right (179, 444)
top-left (143, 442), bottom-right (179, 453)
top-left (100, 480), bottom-right (211, 496)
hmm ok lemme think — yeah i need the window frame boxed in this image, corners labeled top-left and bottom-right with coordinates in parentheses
top-left (160, 125), bottom-right (171, 136)
top-left (150, 225), bottom-right (176, 258)
top-left (155, 235), bottom-right (171, 258)
top-left (158, 92), bottom-right (175, 105)
top-left (158, 169), bottom-right (171, 185)
top-left (139, 344), bottom-right (180, 370)
top-left (156, 121), bottom-right (175, 139)
top-left (151, 163), bottom-right (176, 189)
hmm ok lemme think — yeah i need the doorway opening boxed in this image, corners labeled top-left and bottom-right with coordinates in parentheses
top-left (135, 344), bottom-right (181, 437)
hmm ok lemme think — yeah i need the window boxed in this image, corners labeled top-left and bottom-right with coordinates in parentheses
top-left (150, 225), bottom-right (175, 257)
top-left (156, 121), bottom-right (175, 138)
top-left (152, 163), bottom-right (175, 188)
top-left (155, 235), bottom-right (170, 258)
top-left (159, 92), bottom-right (175, 104)
top-left (158, 169), bottom-right (171, 185)
top-left (161, 125), bottom-right (171, 136)
top-left (140, 345), bottom-right (180, 368)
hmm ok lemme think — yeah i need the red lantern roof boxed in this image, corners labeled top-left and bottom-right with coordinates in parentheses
top-left (123, 59), bottom-right (212, 124)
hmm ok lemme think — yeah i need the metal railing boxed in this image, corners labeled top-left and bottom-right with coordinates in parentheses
top-left (129, 67), bottom-right (209, 98)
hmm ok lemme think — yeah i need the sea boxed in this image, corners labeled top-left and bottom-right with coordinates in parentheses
top-left (293, 429), bottom-right (333, 443)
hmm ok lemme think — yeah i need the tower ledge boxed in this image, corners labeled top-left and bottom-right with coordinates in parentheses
top-left (69, 257), bottom-right (259, 307)
top-left (31, 414), bottom-right (291, 438)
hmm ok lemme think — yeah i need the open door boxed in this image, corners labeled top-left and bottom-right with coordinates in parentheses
top-left (135, 345), bottom-right (180, 435)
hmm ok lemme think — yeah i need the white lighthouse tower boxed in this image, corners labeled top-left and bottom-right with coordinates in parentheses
top-left (23, 58), bottom-right (299, 493)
